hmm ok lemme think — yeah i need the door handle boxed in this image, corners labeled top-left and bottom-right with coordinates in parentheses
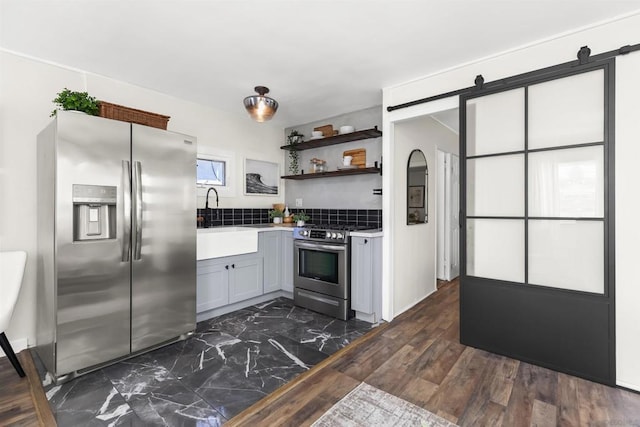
top-left (133, 161), bottom-right (143, 260)
top-left (232, 264), bottom-right (235, 269)
top-left (225, 265), bottom-right (229, 270)
top-left (294, 242), bottom-right (346, 252)
top-left (121, 160), bottom-right (131, 262)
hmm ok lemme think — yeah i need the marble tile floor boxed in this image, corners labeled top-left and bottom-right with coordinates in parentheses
top-left (33, 297), bottom-right (374, 426)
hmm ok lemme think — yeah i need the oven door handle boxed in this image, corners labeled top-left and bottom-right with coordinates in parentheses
top-left (294, 242), bottom-right (346, 252)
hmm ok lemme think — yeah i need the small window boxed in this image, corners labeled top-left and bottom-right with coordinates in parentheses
top-left (197, 158), bottom-right (226, 186)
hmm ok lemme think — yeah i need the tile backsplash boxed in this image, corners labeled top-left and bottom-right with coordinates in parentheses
top-left (197, 208), bottom-right (382, 229)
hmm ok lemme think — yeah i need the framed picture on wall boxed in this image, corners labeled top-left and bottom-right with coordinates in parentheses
top-left (244, 158), bottom-right (279, 195)
top-left (408, 185), bottom-right (425, 208)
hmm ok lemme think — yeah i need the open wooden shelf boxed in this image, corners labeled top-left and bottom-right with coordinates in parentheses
top-left (280, 127), bottom-right (382, 151)
top-left (282, 167), bottom-right (381, 180)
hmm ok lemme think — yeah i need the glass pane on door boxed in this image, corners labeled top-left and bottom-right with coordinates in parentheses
top-left (528, 220), bottom-right (604, 293)
top-left (466, 88), bottom-right (525, 156)
top-left (467, 218), bottom-right (524, 282)
top-left (467, 154), bottom-right (524, 217)
top-left (529, 70), bottom-right (604, 149)
top-left (528, 145), bottom-right (604, 217)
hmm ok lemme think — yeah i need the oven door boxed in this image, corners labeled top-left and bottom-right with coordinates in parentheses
top-left (294, 240), bottom-right (348, 299)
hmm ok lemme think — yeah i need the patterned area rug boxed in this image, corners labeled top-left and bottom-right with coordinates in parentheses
top-left (312, 382), bottom-right (458, 427)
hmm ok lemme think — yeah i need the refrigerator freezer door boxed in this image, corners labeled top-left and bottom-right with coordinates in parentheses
top-left (55, 112), bottom-right (132, 375)
top-left (131, 125), bottom-right (197, 352)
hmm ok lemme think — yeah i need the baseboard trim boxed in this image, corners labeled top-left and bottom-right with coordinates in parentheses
top-left (0, 336), bottom-right (28, 358)
top-left (617, 380), bottom-right (640, 393)
top-left (393, 288), bottom-right (438, 318)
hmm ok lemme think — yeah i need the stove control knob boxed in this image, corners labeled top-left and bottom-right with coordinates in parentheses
top-left (334, 232), bottom-right (340, 239)
top-left (337, 233), bottom-right (344, 239)
top-left (300, 230), bottom-right (307, 236)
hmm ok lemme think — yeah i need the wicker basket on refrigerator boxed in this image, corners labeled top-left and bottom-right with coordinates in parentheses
top-left (98, 101), bottom-right (170, 130)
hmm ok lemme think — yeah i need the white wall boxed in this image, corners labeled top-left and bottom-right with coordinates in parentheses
top-left (382, 12), bottom-right (640, 390)
top-left (391, 116), bottom-right (458, 315)
top-left (614, 51), bottom-right (640, 391)
top-left (0, 50), bottom-right (284, 354)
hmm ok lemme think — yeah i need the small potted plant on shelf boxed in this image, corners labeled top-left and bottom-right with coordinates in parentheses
top-left (293, 211), bottom-right (310, 227)
top-left (51, 88), bottom-right (100, 117)
top-left (269, 209), bottom-right (284, 224)
top-left (287, 130), bottom-right (304, 175)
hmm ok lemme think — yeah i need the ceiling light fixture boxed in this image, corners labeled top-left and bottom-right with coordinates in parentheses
top-left (243, 86), bottom-right (278, 122)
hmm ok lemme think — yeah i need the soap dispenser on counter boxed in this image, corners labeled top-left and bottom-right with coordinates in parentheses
top-left (283, 205), bottom-right (293, 223)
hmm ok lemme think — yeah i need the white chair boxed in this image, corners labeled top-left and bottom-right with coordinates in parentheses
top-left (0, 251), bottom-right (27, 377)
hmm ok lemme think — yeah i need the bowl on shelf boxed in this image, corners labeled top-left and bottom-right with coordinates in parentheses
top-left (311, 130), bottom-right (323, 138)
top-left (339, 125), bottom-right (355, 134)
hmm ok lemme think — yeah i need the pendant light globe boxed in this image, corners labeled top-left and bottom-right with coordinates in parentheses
top-left (243, 86), bottom-right (278, 122)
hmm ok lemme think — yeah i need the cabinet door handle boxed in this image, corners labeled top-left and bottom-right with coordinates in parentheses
top-left (232, 264), bottom-right (235, 269)
top-left (225, 265), bottom-right (229, 270)
top-left (365, 239), bottom-right (368, 244)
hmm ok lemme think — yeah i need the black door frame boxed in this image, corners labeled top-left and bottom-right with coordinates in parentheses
top-left (459, 58), bottom-right (616, 385)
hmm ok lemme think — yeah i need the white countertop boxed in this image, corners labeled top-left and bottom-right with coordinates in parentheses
top-left (242, 224), bottom-right (295, 232)
top-left (197, 224), bottom-right (294, 233)
top-left (350, 229), bottom-right (384, 238)
top-left (247, 224), bottom-right (382, 236)
top-left (197, 225), bottom-right (381, 236)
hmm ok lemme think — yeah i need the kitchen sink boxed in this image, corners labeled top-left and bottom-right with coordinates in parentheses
top-left (197, 226), bottom-right (258, 260)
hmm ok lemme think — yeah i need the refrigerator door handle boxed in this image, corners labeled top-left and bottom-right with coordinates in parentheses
top-left (133, 161), bottom-right (143, 260)
top-left (122, 160), bottom-right (131, 262)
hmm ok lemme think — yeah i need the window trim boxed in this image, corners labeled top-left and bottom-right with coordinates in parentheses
top-left (196, 150), bottom-right (236, 198)
top-left (197, 157), bottom-right (226, 187)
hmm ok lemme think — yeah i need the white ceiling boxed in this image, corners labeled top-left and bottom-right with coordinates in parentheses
top-left (2, 1), bottom-right (639, 127)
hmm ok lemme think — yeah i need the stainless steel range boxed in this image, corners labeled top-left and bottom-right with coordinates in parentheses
top-left (293, 224), bottom-right (368, 320)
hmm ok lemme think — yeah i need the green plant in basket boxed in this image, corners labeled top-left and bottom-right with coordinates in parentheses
top-left (51, 88), bottom-right (100, 117)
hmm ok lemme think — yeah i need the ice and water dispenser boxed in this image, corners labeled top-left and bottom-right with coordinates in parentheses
top-left (72, 184), bottom-right (117, 241)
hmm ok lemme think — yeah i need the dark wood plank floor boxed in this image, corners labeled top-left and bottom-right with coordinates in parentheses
top-left (229, 279), bottom-right (640, 426)
top-left (0, 350), bottom-right (54, 426)
top-left (2, 280), bottom-right (640, 426)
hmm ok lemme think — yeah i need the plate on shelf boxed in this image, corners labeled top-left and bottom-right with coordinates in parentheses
top-left (337, 165), bottom-right (358, 170)
top-left (309, 136), bottom-right (325, 140)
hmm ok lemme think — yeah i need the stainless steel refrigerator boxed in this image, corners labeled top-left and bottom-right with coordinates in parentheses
top-left (36, 111), bottom-right (196, 382)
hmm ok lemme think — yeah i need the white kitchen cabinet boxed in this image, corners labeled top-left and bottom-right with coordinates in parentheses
top-left (198, 253), bottom-right (263, 309)
top-left (197, 229), bottom-right (294, 317)
top-left (351, 235), bottom-right (382, 322)
top-left (261, 231), bottom-right (282, 293)
top-left (260, 230), bottom-right (294, 294)
top-left (197, 261), bottom-right (230, 312)
top-left (228, 257), bottom-right (264, 303)
top-left (282, 232), bottom-right (294, 292)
